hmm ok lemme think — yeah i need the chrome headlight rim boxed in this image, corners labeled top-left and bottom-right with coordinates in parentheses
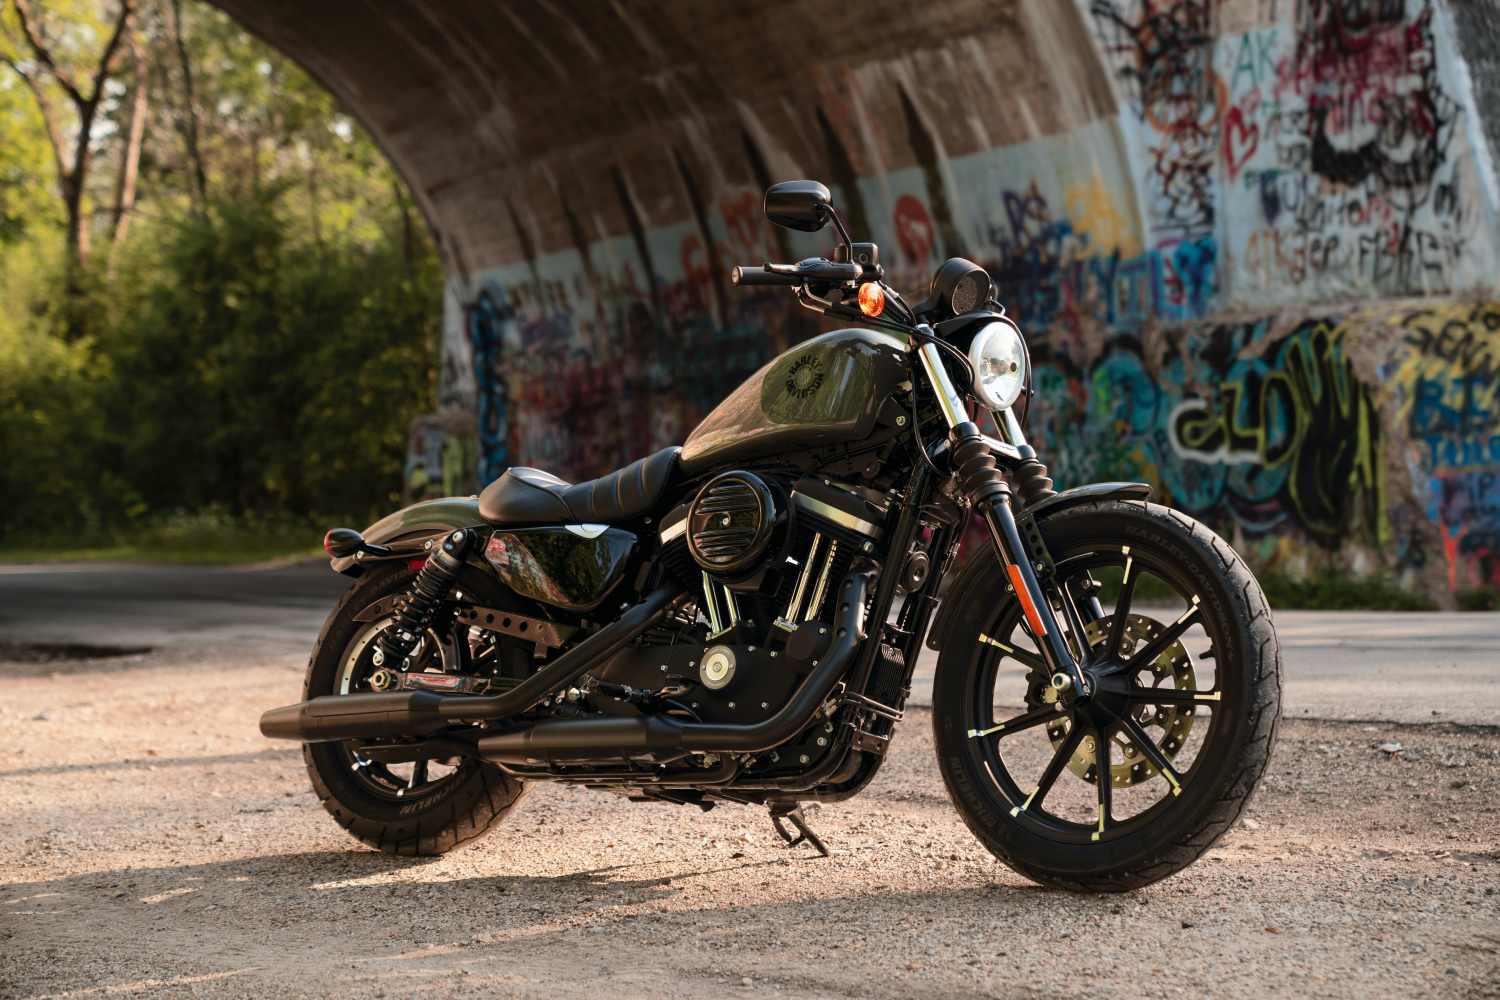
top-left (967, 317), bottom-right (1028, 410)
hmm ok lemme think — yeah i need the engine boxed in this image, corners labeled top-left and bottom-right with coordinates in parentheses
top-left (584, 471), bottom-right (886, 732)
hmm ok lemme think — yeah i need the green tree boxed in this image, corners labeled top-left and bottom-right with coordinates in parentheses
top-left (0, 0), bottom-right (444, 545)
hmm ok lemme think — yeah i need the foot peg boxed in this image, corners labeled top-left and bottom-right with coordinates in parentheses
top-left (769, 803), bottom-right (829, 857)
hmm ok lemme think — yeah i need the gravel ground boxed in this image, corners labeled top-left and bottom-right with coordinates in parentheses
top-left (3, 646), bottom-right (1500, 1000)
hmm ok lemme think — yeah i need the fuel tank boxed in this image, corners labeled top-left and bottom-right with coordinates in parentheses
top-left (679, 328), bottom-right (909, 476)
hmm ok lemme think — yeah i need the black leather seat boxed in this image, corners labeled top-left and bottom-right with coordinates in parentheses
top-left (478, 447), bottom-right (683, 525)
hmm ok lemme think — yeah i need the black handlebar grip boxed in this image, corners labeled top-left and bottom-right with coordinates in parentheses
top-left (732, 265), bottom-right (799, 286)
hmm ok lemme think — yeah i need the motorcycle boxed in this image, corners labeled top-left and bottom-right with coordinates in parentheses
top-left (260, 180), bottom-right (1281, 892)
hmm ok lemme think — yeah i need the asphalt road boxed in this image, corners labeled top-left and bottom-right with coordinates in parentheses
top-left (1, 561), bottom-right (1496, 724)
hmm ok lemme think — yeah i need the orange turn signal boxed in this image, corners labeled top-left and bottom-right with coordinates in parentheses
top-left (858, 281), bottom-right (885, 317)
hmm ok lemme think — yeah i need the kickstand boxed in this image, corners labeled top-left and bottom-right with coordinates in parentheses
top-left (769, 803), bottom-right (830, 857)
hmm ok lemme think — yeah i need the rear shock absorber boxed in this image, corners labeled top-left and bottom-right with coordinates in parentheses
top-left (375, 529), bottom-right (473, 666)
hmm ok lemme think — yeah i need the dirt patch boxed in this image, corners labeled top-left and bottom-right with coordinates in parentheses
top-left (1, 656), bottom-right (1498, 999)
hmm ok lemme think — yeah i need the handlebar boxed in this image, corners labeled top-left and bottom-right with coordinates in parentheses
top-left (732, 259), bottom-right (862, 286)
top-left (731, 266), bottom-right (801, 286)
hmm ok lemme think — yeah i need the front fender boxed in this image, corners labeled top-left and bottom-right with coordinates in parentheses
top-left (924, 482), bottom-right (1150, 651)
top-left (330, 497), bottom-right (492, 576)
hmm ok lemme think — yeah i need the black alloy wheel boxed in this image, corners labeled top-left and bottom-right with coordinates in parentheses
top-left (932, 500), bottom-right (1281, 892)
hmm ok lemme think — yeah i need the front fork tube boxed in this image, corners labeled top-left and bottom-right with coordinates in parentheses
top-left (974, 497), bottom-right (1082, 686)
top-left (912, 333), bottom-right (1085, 692)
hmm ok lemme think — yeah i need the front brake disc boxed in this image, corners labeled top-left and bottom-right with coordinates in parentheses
top-left (1044, 613), bottom-right (1197, 788)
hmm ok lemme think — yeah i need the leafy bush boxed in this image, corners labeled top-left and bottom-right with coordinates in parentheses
top-left (1255, 570), bottom-right (1434, 611)
top-left (1456, 586), bottom-right (1500, 612)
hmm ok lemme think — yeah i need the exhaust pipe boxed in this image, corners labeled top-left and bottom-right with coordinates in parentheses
top-left (260, 568), bottom-right (875, 765)
top-left (259, 580), bottom-right (686, 742)
top-left (476, 567), bottom-right (875, 761)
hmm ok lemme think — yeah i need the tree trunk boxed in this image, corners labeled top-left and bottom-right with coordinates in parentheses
top-left (108, 27), bottom-right (149, 280)
top-left (4, 0), bottom-right (138, 328)
top-left (171, 0), bottom-right (207, 211)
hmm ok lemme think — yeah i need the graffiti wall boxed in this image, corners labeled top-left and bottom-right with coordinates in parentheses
top-left (1027, 296), bottom-right (1500, 597)
top-left (1085, 0), bottom-right (1500, 312)
top-left (402, 0), bottom-right (1500, 604)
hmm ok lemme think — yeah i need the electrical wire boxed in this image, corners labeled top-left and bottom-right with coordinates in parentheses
top-left (1018, 334), bottom-right (1035, 433)
top-left (909, 388), bottom-right (945, 477)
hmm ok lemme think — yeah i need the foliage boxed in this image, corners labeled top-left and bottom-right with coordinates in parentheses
top-left (1255, 570), bottom-right (1435, 612)
top-left (0, 508), bottom-right (322, 563)
top-left (1455, 587), bottom-right (1500, 612)
top-left (0, 0), bottom-right (441, 545)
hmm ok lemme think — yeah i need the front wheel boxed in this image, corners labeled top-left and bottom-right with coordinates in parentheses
top-left (932, 500), bottom-right (1281, 893)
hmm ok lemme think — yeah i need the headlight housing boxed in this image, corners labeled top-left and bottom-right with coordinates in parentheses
top-left (968, 318), bottom-right (1027, 410)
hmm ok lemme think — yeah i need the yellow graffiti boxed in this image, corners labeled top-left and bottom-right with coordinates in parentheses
top-left (1064, 173), bottom-right (1141, 258)
top-left (1387, 302), bottom-right (1500, 452)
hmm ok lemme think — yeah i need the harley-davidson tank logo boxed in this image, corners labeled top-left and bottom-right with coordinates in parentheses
top-left (785, 355), bottom-right (824, 399)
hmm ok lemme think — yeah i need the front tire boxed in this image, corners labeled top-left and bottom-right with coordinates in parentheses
top-left (932, 500), bottom-right (1281, 892)
top-left (301, 562), bottom-right (530, 856)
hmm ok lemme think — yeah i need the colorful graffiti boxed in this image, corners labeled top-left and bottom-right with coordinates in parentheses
top-left (1081, 0), bottom-right (1500, 312)
top-left (403, 410), bottom-right (479, 505)
top-left (1228, 0), bottom-right (1494, 302)
top-left (1393, 303), bottom-right (1500, 589)
top-left (1030, 315), bottom-right (1386, 552)
top-left (1087, 0), bottom-right (1223, 319)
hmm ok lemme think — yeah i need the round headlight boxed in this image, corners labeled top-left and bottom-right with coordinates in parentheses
top-left (968, 319), bottom-right (1027, 410)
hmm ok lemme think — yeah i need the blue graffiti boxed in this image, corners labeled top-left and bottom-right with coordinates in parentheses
top-left (469, 284), bottom-right (514, 487)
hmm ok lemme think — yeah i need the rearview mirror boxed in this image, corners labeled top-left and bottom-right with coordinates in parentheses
top-left (764, 180), bottom-right (832, 232)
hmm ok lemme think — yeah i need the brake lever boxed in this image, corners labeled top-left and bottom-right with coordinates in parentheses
top-left (767, 259), bottom-right (860, 282)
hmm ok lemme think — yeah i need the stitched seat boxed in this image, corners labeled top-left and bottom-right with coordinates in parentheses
top-left (478, 447), bottom-right (683, 525)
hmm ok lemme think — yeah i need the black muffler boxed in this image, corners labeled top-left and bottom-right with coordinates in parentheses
top-left (477, 715), bottom-right (689, 765)
top-left (259, 690), bottom-right (448, 742)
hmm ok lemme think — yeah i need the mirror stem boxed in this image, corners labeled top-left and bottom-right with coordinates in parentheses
top-left (817, 203), bottom-right (852, 248)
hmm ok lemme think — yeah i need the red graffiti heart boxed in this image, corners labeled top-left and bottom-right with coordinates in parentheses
top-left (1223, 106), bottom-right (1259, 179)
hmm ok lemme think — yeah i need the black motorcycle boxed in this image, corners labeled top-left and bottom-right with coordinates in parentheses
top-left (261, 180), bottom-right (1281, 892)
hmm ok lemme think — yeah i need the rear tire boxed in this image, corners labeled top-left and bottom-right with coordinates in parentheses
top-left (932, 500), bottom-right (1281, 892)
top-left (301, 562), bottom-right (530, 856)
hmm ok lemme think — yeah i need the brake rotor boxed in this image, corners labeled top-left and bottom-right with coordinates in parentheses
top-left (1044, 613), bottom-right (1197, 788)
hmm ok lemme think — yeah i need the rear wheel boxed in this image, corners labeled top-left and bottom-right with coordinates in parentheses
top-left (932, 500), bottom-right (1281, 892)
top-left (301, 562), bottom-right (530, 855)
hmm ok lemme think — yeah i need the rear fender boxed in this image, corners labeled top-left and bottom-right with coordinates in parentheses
top-left (330, 497), bottom-right (492, 577)
top-left (924, 482), bottom-right (1150, 651)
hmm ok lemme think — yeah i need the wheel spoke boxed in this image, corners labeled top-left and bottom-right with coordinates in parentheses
top-left (978, 632), bottom-right (1047, 673)
top-left (967, 704), bottom-right (1061, 740)
top-left (410, 759), bottom-right (428, 789)
top-left (1105, 547), bottom-right (1137, 660)
top-left (1126, 596), bottom-right (1201, 670)
top-left (1010, 721), bottom-right (1085, 817)
top-left (1114, 715), bottom-right (1186, 797)
top-left (1093, 721), bottom-right (1113, 841)
top-left (1127, 686), bottom-right (1220, 706)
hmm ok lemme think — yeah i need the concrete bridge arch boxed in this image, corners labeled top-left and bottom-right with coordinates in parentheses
top-left (213, 0), bottom-right (1500, 605)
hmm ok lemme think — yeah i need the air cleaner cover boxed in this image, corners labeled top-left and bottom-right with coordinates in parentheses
top-left (687, 471), bottom-right (780, 578)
